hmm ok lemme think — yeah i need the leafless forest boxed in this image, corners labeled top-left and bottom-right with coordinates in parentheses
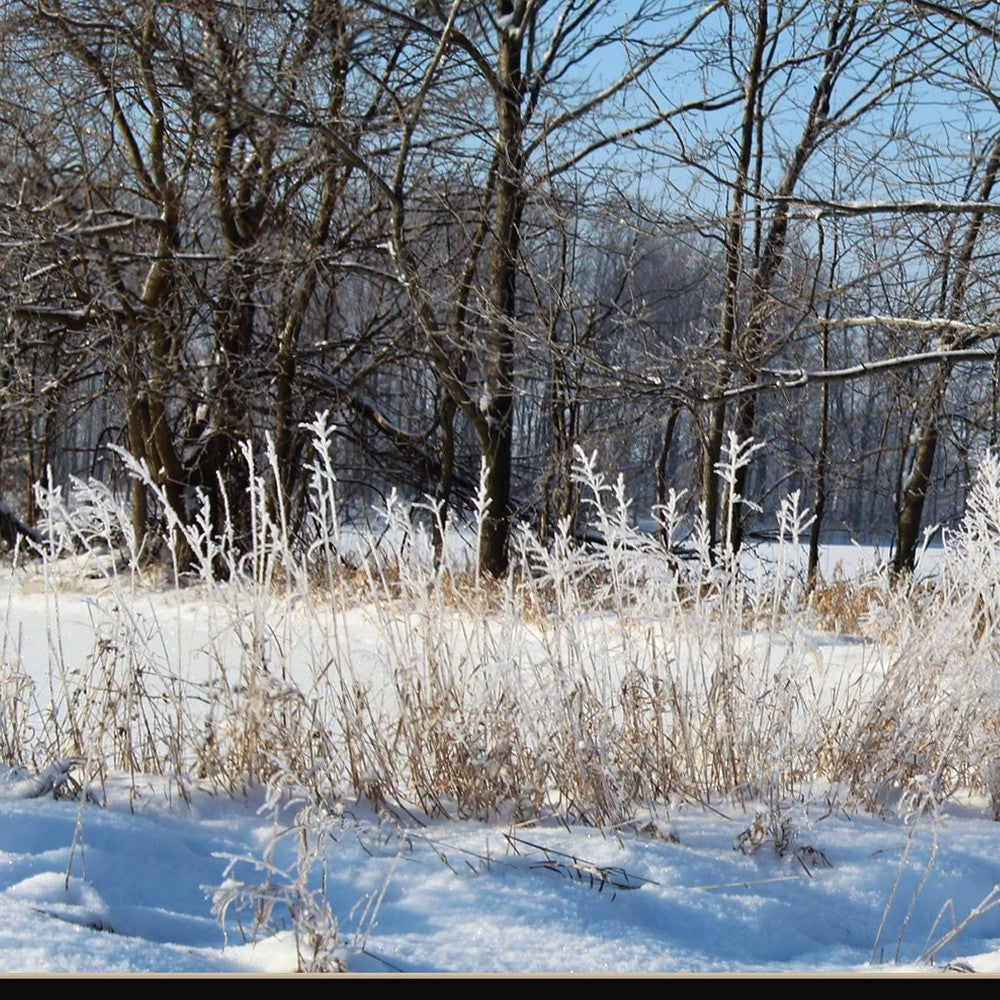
top-left (1, 0), bottom-right (997, 580)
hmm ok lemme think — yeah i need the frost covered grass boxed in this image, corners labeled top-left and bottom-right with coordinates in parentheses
top-left (2, 421), bottom-right (1000, 970)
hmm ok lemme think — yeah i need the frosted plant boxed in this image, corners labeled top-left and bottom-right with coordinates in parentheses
top-left (714, 432), bottom-right (765, 569)
top-left (937, 449), bottom-right (1000, 647)
top-left (210, 803), bottom-right (350, 973)
top-left (300, 410), bottom-right (344, 589)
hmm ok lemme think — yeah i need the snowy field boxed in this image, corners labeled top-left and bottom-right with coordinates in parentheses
top-left (0, 449), bottom-right (999, 977)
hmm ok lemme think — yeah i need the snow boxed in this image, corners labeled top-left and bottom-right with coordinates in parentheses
top-left (4, 760), bottom-right (1000, 976)
top-left (2, 534), bottom-right (999, 980)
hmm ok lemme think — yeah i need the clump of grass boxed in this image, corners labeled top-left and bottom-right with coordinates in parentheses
top-left (5, 427), bottom-right (1000, 868)
top-left (808, 571), bottom-right (891, 634)
top-left (211, 797), bottom-right (353, 973)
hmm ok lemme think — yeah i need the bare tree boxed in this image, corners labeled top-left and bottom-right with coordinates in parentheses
top-left (351, 0), bottom-right (726, 576)
top-left (685, 1), bottom-right (941, 555)
top-left (0, 1), bottom-right (411, 566)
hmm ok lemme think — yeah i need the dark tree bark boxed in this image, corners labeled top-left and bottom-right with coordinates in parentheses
top-left (893, 135), bottom-right (1000, 575)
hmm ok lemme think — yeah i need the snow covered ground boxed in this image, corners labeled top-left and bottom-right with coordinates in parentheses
top-left (1, 530), bottom-right (998, 979)
top-left (4, 765), bottom-right (1000, 976)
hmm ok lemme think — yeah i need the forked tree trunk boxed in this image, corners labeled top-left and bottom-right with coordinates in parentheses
top-left (701, 0), bottom-right (768, 556)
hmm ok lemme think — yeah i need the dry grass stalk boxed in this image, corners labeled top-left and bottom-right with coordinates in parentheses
top-left (6, 432), bottom-right (1000, 832)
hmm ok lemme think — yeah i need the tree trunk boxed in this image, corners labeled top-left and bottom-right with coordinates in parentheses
top-left (655, 404), bottom-right (681, 552)
top-left (477, 9), bottom-right (525, 578)
top-left (893, 134), bottom-right (1000, 575)
top-left (433, 392), bottom-right (457, 570)
top-left (701, 0), bottom-right (768, 556)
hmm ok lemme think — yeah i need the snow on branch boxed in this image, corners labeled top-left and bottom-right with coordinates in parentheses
top-left (713, 346), bottom-right (997, 402)
top-left (775, 195), bottom-right (1000, 220)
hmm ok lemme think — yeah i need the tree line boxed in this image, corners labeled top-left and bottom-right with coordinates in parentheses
top-left (1, 0), bottom-right (998, 580)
